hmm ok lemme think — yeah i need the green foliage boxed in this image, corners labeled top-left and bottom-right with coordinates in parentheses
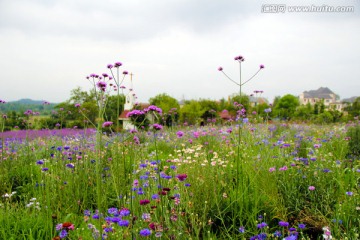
top-left (273, 94), bottom-right (300, 120)
top-left (344, 97), bottom-right (360, 118)
top-left (179, 100), bottom-right (204, 125)
top-left (0, 99), bottom-right (56, 115)
top-left (346, 125), bottom-right (360, 159)
top-left (149, 93), bottom-right (180, 113)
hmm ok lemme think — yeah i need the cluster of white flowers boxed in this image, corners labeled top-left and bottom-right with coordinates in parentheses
top-left (26, 198), bottom-right (41, 210)
top-left (1, 191), bottom-right (16, 198)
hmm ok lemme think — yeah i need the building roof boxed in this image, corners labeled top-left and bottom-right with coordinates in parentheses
top-left (119, 110), bottom-right (130, 120)
top-left (342, 96), bottom-right (359, 103)
top-left (119, 103), bottom-right (151, 119)
top-left (219, 109), bottom-right (233, 120)
top-left (302, 87), bottom-right (335, 99)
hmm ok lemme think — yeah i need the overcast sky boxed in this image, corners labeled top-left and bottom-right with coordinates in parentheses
top-left (0, 0), bottom-right (359, 104)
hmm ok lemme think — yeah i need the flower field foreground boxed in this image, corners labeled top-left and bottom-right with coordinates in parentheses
top-left (0, 122), bottom-right (359, 239)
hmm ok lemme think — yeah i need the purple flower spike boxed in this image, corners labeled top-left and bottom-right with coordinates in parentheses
top-left (114, 62), bottom-right (122, 67)
top-left (260, 64), bottom-right (265, 69)
top-left (218, 66), bottom-right (223, 71)
top-left (107, 64), bottom-right (114, 69)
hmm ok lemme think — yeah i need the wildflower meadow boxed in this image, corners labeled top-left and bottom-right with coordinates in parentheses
top-left (0, 59), bottom-right (359, 240)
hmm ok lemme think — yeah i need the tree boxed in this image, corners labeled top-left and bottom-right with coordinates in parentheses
top-left (104, 95), bottom-right (125, 126)
top-left (273, 94), bottom-right (300, 120)
top-left (344, 97), bottom-right (360, 118)
top-left (149, 93), bottom-right (180, 113)
top-left (149, 93), bottom-right (180, 127)
top-left (179, 100), bottom-right (203, 125)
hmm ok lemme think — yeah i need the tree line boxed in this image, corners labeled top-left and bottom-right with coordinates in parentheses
top-left (1, 88), bottom-right (360, 132)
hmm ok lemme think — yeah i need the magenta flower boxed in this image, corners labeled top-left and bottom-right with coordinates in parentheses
top-left (96, 81), bottom-right (107, 92)
top-left (308, 186), bottom-right (315, 191)
top-left (102, 121), bottom-right (113, 128)
top-left (114, 62), bottom-right (122, 67)
top-left (260, 64), bottom-right (265, 69)
top-left (176, 174), bottom-right (187, 181)
top-left (74, 103), bottom-right (81, 108)
top-left (218, 66), bottom-right (223, 71)
top-left (176, 131), bottom-right (184, 138)
top-left (102, 73), bottom-right (109, 78)
top-left (152, 124), bottom-right (163, 131)
top-left (123, 71), bottom-right (128, 75)
top-left (139, 199), bottom-right (150, 205)
top-left (107, 64), bottom-right (114, 69)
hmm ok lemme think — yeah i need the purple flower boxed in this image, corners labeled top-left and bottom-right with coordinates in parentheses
top-left (74, 103), bottom-right (81, 108)
top-left (176, 174), bottom-right (187, 181)
top-left (308, 186), bottom-right (315, 191)
top-left (139, 228), bottom-right (151, 237)
top-left (239, 226), bottom-right (245, 233)
top-left (36, 160), bottom-right (44, 165)
top-left (279, 221), bottom-right (289, 227)
top-left (260, 64), bottom-right (265, 69)
top-left (140, 199), bottom-right (150, 205)
top-left (218, 66), bottom-right (223, 71)
top-left (66, 163), bottom-right (75, 169)
top-left (257, 222), bottom-right (267, 229)
top-left (118, 219), bottom-right (129, 227)
top-left (269, 167), bottom-right (276, 172)
top-left (176, 131), bottom-right (184, 138)
top-left (152, 124), bottom-right (163, 131)
top-left (119, 208), bottom-right (130, 216)
top-left (346, 191), bottom-right (353, 196)
top-left (59, 229), bottom-right (68, 239)
top-left (123, 71), bottom-right (128, 75)
top-left (96, 81), bottom-right (107, 91)
top-left (41, 167), bottom-right (49, 171)
top-left (114, 62), bottom-right (122, 67)
top-left (102, 73), bottom-right (109, 78)
top-left (273, 230), bottom-right (282, 237)
top-left (126, 109), bottom-right (145, 117)
top-left (298, 223), bottom-right (306, 229)
top-left (102, 121), bottom-right (113, 128)
top-left (107, 64), bottom-right (114, 69)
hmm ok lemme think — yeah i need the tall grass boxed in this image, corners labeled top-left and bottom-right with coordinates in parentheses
top-left (0, 121), bottom-right (359, 239)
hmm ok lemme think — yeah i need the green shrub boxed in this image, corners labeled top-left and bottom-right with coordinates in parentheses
top-left (347, 125), bottom-right (360, 159)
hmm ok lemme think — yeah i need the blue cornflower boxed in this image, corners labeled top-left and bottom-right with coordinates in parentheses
top-left (118, 219), bottom-right (129, 227)
top-left (139, 163), bottom-right (148, 168)
top-left (59, 229), bottom-right (68, 239)
top-left (111, 217), bottom-right (121, 223)
top-left (139, 228), bottom-right (151, 237)
top-left (279, 221), bottom-right (289, 227)
top-left (36, 160), bottom-right (44, 165)
top-left (284, 235), bottom-right (297, 240)
top-left (257, 222), bottom-right (267, 229)
top-left (108, 207), bottom-right (118, 215)
top-left (298, 223), bottom-right (306, 229)
top-left (273, 230), bottom-right (282, 237)
top-left (238, 226), bottom-right (245, 233)
top-left (119, 208), bottom-right (130, 216)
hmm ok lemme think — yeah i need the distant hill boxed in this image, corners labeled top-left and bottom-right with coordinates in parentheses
top-left (0, 99), bottom-right (58, 115)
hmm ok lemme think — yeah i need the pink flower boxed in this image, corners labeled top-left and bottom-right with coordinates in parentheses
top-left (269, 167), bottom-right (276, 172)
top-left (308, 186), bottom-right (315, 191)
